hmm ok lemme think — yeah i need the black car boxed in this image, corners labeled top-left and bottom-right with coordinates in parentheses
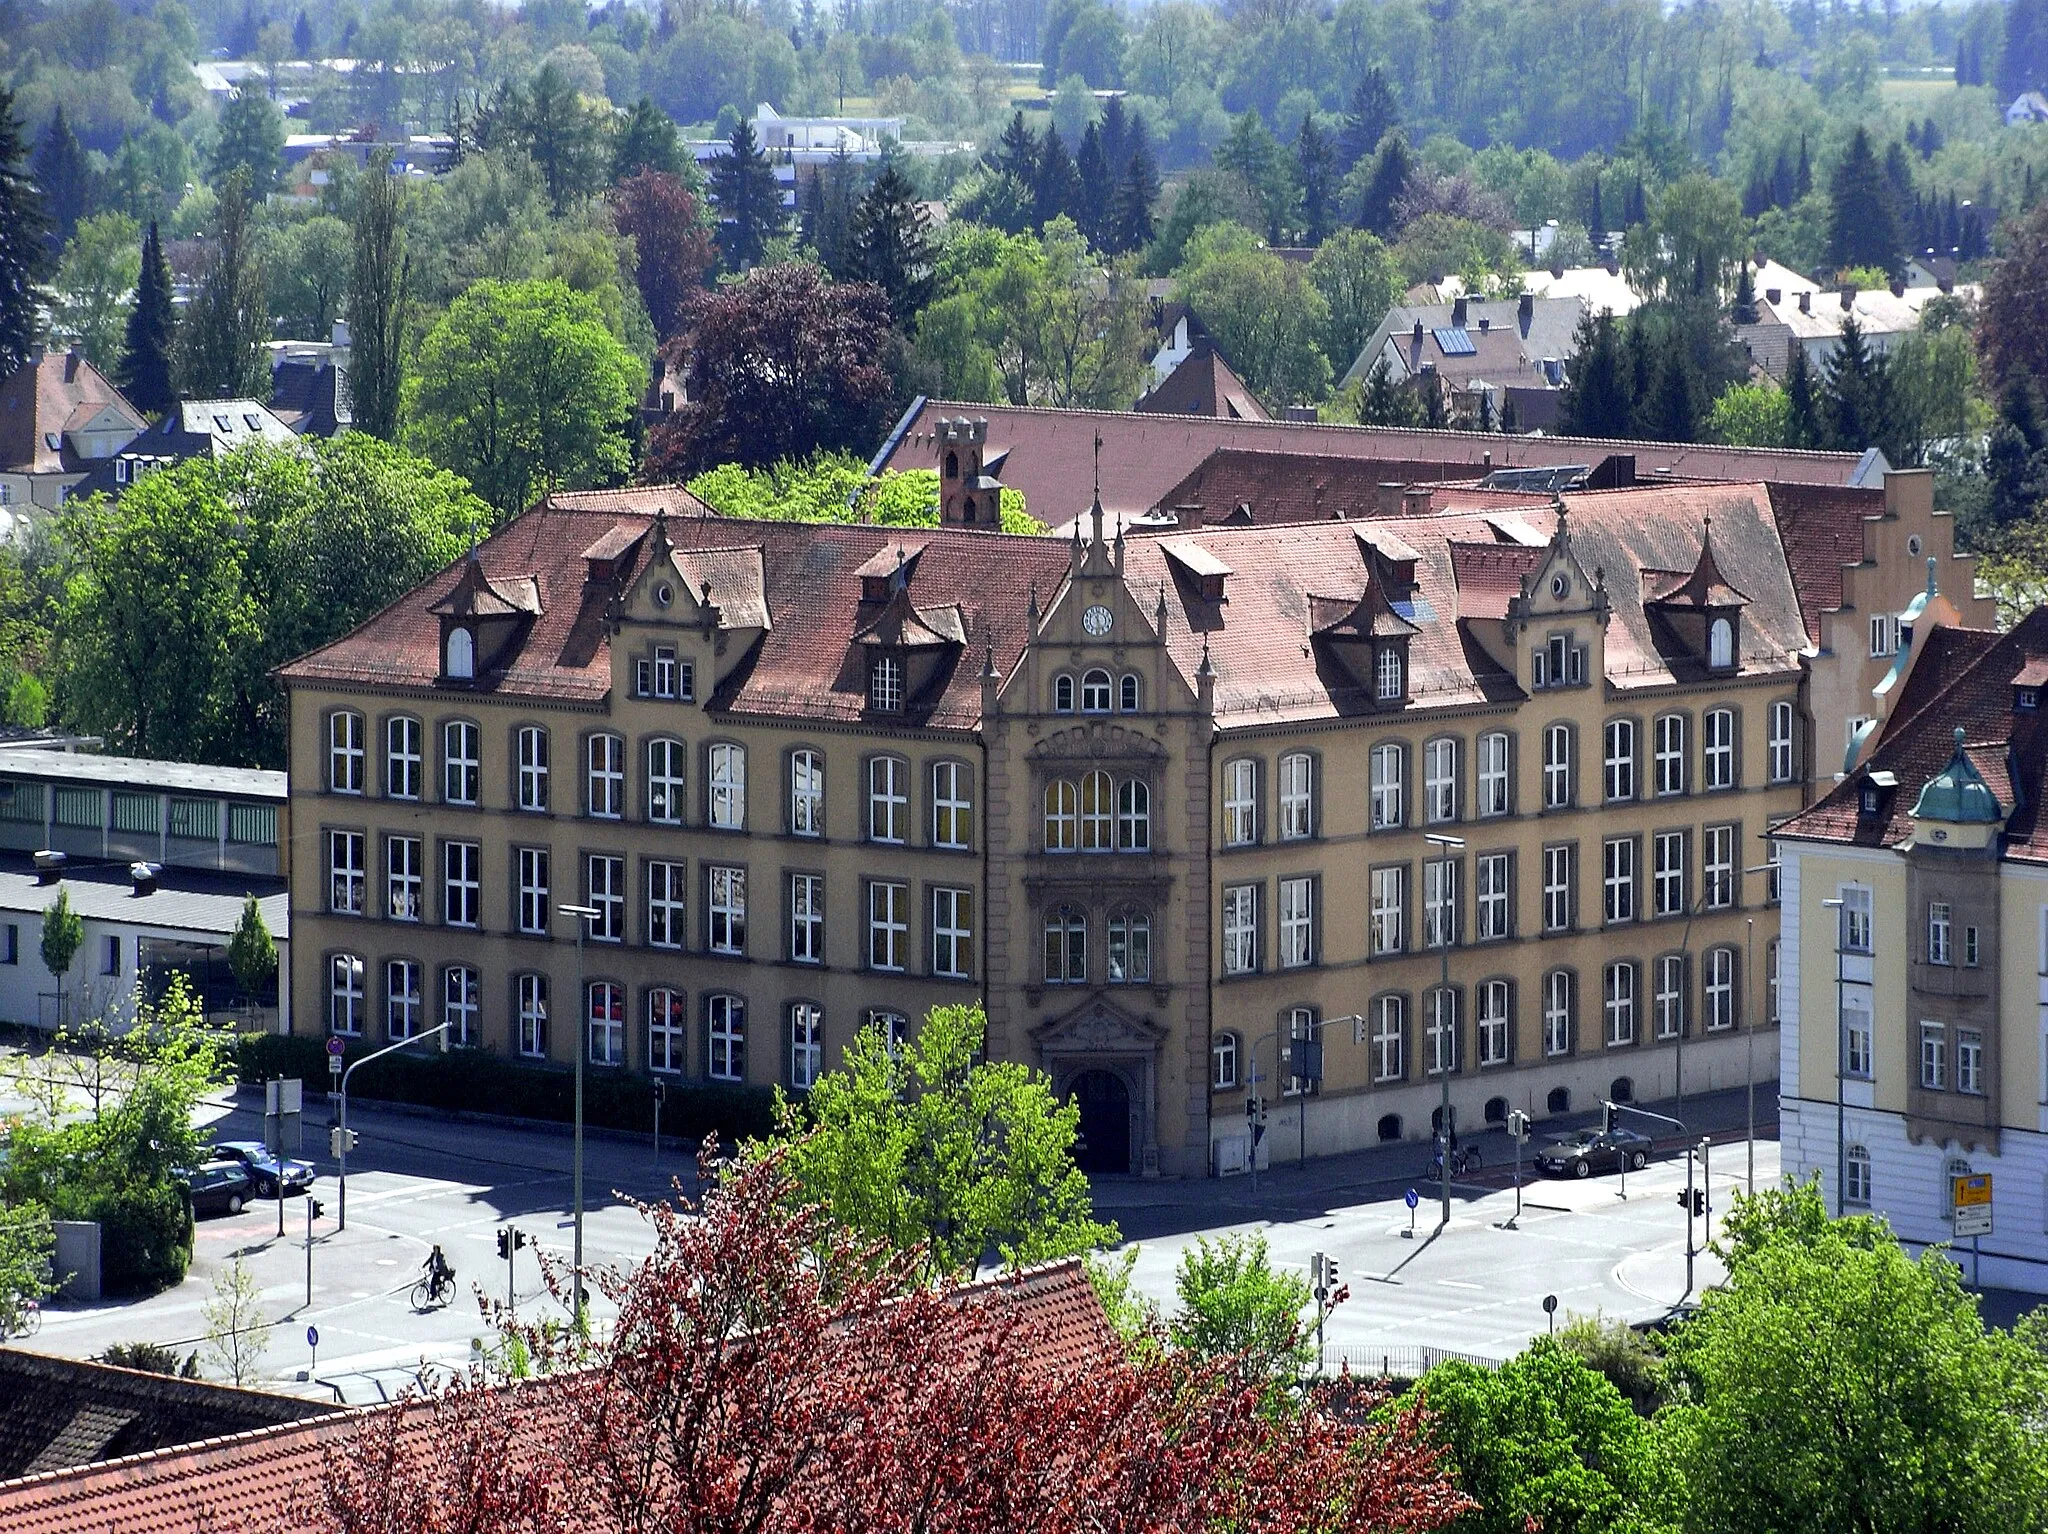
top-left (211, 1140), bottom-right (316, 1198)
top-left (1534, 1126), bottom-right (1654, 1178)
top-left (179, 1160), bottom-right (256, 1217)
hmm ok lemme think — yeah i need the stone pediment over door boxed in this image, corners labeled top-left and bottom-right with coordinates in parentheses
top-left (1028, 721), bottom-right (1167, 766)
top-left (1031, 995), bottom-right (1169, 1053)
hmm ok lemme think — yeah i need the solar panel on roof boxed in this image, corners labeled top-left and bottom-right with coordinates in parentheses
top-left (1432, 327), bottom-right (1477, 356)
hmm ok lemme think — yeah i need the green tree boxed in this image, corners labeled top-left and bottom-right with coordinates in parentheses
top-left (1351, 129), bottom-right (1412, 238)
top-left (1214, 110), bottom-right (1295, 245)
top-left (1784, 343), bottom-right (1822, 449)
top-left (1174, 223), bottom-right (1331, 406)
top-left (1309, 228), bottom-right (1402, 380)
top-left (1827, 126), bottom-right (1902, 276)
top-left (0, 85), bottom-right (51, 378)
top-left (1341, 63), bottom-right (1399, 171)
top-left (405, 278), bottom-right (639, 521)
top-left (1560, 311), bottom-right (1630, 438)
top-left (1707, 382), bottom-right (1791, 446)
top-left (118, 219), bottom-right (177, 416)
top-left (610, 96), bottom-right (683, 182)
top-left (348, 154), bottom-right (406, 441)
top-left (1108, 129), bottom-right (1159, 254)
top-left (175, 169), bottom-right (270, 400)
top-left (40, 886), bottom-right (83, 1021)
top-left (0, 1202), bottom-right (57, 1336)
top-left (1323, 356), bottom-right (1425, 427)
top-left (1662, 1181), bottom-right (2048, 1534)
top-left (708, 119), bottom-right (782, 272)
top-left (767, 1002), bottom-right (1116, 1280)
top-left (209, 89), bottom-right (285, 193)
top-left (50, 212), bottom-right (141, 369)
top-left (1404, 1339), bottom-right (1679, 1534)
top-left (1822, 317), bottom-right (1895, 457)
top-left (266, 214), bottom-right (352, 340)
top-left (1984, 199), bottom-right (2048, 396)
top-left (1168, 1232), bottom-right (1312, 1390)
top-left (486, 64), bottom-right (606, 216)
top-left (32, 105), bottom-right (93, 251)
top-left (1294, 114), bottom-right (1336, 245)
top-left (227, 893), bottom-right (276, 1010)
top-left (847, 162), bottom-right (935, 326)
top-left (199, 1257), bottom-right (269, 1385)
top-left (1624, 174), bottom-right (1745, 303)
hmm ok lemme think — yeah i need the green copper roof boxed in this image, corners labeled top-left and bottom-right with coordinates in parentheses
top-left (1910, 727), bottom-right (2003, 824)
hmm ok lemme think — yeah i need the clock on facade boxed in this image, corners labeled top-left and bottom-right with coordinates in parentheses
top-left (1082, 604), bottom-right (1113, 635)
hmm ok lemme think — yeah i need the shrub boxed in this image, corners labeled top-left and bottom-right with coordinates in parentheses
top-left (100, 1340), bottom-right (200, 1376)
top-left (68, 1179), bottom-right (194, 1297)
top-left (1556, 1310), bottom-right (1667, 1413)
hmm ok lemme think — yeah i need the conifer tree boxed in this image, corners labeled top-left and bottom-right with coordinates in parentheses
top-left (990, 111), bottom-right (1039, 184)
top-left (611, 97), bottom-right (683, 182)
top-left (1784, 343), bottom-right (1821, 449)
top-left (1823, 316), bottom-right (1894, 456)
top-left (1559, 311), bottom-right (1629, 437)
top-left (176, 168), bottom-right (270, 399)
top-left (708, 119), bottom-right (783, 271)
top-left (1108, 126), bottom-right (1158, 255)
top-left (350, 153), bottom-right (405, 439)
top-left (1795, 134), bottom-right (1812, 197)
top-left (1074, 123), bottom-right (1112, 247)
top-left (1033, 125), bottom-right (1079, 229)
top-left (32, 106), bottom-right (91, 252)
top-left (848, 162), bottom-right (934, 325)
top-left (1829, 127), bottom-right (1902, 274)
top-left (1356, 131), bottom-right (1412, 238)
top-left (1341, 64), bottom-right (1399, 172)
top-left (1295, 114), bottom-right (1335, 246)
top-left (292, 9), bottom-right (313, 56)
top-left (117, 219), bottom-right (177, 415)
top-left (0, 86), bottom-right (50, 379)
top-left (1588, 173), bottom-right (1605, 239)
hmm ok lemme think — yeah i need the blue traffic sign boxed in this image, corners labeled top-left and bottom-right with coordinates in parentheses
top-left (306, 1325), bottom-right (319, 1348)
top-left (1404, 1188), bottom-right (1419, 1209)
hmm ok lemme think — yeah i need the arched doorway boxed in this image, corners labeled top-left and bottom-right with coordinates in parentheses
top-left (1070, 1069), bottom-right (1132, 1174)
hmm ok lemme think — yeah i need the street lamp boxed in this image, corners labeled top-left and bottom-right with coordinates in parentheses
top-left (336, 1022), bottom-right (450, 1231)
top-left (1742, 859), bottom-right (1782, 1199)
top-left (1426, 831), bottom-right (1464, 1229)
top-left (1821, 896), bottom-right (1847, 1216)
top-left (1671, 890), bottom-right (1709, 1114)
top-left (558, 901), bottom-right (601, 1320)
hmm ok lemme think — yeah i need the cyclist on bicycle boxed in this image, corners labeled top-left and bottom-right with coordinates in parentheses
top-left (422, 1244), bottom-right (454, 1301)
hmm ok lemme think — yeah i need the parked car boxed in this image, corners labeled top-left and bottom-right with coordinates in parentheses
top-left (1534, 1126), bottom-right (1654, 1178)
top-left (179, 1160), bottom-right (256, 1217)
top-left (210, 1140), bottom-right (315, 1198)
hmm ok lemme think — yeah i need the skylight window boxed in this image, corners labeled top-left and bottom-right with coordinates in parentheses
top-left (1433, 327), bottom-right (1477, 356)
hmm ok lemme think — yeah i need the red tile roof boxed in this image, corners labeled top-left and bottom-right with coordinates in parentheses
top-left (0, 351), bottom-right (146, 475)
top-left (0, 1260), bottom-right (1117, 1534)
top-left (1761, 481), bottom-right (1886, 642)
top-left (873, 400), bottom-right (1875, 523)
top-left (1148, 448), bottom-right (1556, 527)
top-left (1134, 343), bottom-right (1270, 421)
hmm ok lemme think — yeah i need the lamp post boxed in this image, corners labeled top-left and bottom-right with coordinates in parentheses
top-left (1426, 831), bottom-right (1464, 1229)
top-left (558, 901), bottom-right (601, 1321)
top-left (336, 1022), bottom-right (450, 1231)
top-left (1742, 858), bottom-right (1782, 1199)
top-left (1671, 891), bottom-right (1709, 1114)
top-left (1820, 896), bottom-right (1847, 1216)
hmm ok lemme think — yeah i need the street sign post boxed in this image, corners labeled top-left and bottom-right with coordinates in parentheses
top-left (1542, 1293), bottom-right (1558, 1334)
top-left (265, 1078), bottom-right (302, 1237)
top-left (306, 1325), bottom-right (319, 1375)
top-left (1953, 1174), bottom-right (1992, 1283)
top-left (1403, 1186), bottom-right (1419, 1240)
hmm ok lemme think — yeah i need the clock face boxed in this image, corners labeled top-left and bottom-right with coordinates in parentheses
top-left (1082, 604), bottom-right (1113, 636)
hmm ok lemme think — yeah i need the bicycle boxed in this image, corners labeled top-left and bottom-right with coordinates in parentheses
top-left (1430, 1145), bottom-right (1483, 1179)
top-left (0, 1297), bottom-right (43, 1341)
top-left (409, 1271), bottom-right (455, 1311)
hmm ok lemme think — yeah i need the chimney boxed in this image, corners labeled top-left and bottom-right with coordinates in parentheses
top-left (1377, 481), bottom-right (1405, 517)
top-left (1839, 285), bottom-right (1855, 311)
top-left (33, 850), bottom-right (65, 886)
top-left (1938, 272), bottom-right (1955, 294)
top-left (1765, 287), bottom-right (1782, 304)
top-left (1402, 485), bottom-right (1433, 517)
top-left (1518, 291), bottom-right (1534, 332)
top-left (1890, 277), bottom-right (1905, 297)
top-left (129, 861), bottom-right (160, 896)
top-left (1798, 291), bottom-right (1811, 314)
top-left (1412, 319), bottom-right (1425, 346)
top-left (1478, 315), bottom-right (1490, 333)
top-left (1451, 296), bottom-right (1468, 327)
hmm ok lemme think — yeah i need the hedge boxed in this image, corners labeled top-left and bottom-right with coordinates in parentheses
top-left (56, 1180), bottom-right (193, 1297)
top-left (234, 1033), bottom-right (778, 1145)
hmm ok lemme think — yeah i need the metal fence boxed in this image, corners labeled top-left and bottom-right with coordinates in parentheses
top-left (1317, 1343), bottom-right (1503, 1380)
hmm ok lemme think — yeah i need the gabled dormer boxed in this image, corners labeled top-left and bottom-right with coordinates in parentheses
top-left (429, 556), bottom-right (544, 683)
top-left (1502, 502), bottom-right (1608, 694)
top-left (1309, 527), bottom-right (1423, 706)
top-left (852, 583), bottom-right (967, 715)
top-left (1643, 515), bottom-right (1749, 674)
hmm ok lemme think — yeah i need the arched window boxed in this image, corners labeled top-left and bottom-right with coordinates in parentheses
top-left (648, 987), bottom-right (687, 1074)
top-left (1108, 908), bottom-right (1150, 983)
top-left (1054, 675), bottom-right (1075, 713)
top-left (706, 994), bottom-right (746, 1082)
top-left (1043, 779), bottom-right (1078, 851)
top-left (1376, 1114), bottom-right (1403, 1143)
top-left (1117, 779), bottom-right (1151, 850)
top-left (587, 733), bottom-right (624, 818)
top-left (1375, 645), bottom-right (1403, 701)
top-left (1543, 969), bottom-right (1573, 1056)
top-left (647, 738), bottom-right (685, 824)
top-left (1081, 669), bottom-right (1112, 713)
top-left (1212, 1030), bottom-right (1240, 1090)
top-left (1543, 723), bottom-right (1573, 808)
top-left (1709, 616), bottom-right (1734, 669)
top-left (1119, 674), bottom-right (1141, 712)
top-left (1369, 743), bottom-right (1403, 828)
top-left (1704, 946), bottom-right (1736, 1030)
top-left (386, 959), bottom-right (421, 1039)
top-left (443, 721), bottom-right (479, 805)
top-left (1604, 960), bottom-right (1636, 1046)
top-left (385, 716), bottom-right (423, 800)
top-left (1547, 1087), bottom-right (1570, 1114)
top-left (329, 710), bottom-right (365, 794)
top-left (789, 1002), bottom-right (823, 1089)
top-left (1044, 905), bottom-right (1087, 984)
top-left (445, 626), bottom-right (474, 680)
top-left (441, 965), bottom-right (478, 1045)
top-left (1079, 770), bottom-right (1113, 850)
top-left (516, 973), bottom-right (548, 1058)
top-left (707, 743), bottom-right (745, 828)
top-left (587, 981), bottom-right (624, 1065)
top-left (1845, 1144), bottom-right (1873, 1206)
top-left (944, 450), bottom-right (959, 479)
top-left (1704, 707), bottom-right (1735, 790)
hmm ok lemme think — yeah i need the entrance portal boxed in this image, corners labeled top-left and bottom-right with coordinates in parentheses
top-left (1070, 1069), bottom-right (1132, 1175)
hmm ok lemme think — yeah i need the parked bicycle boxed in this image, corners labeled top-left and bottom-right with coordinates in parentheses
top-left (1430, 1144), bottom-right (1483, 1178)
top-left (0, 1296), bottom-right (43, 1341)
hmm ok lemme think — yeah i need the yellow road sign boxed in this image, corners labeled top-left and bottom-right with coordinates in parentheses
top-left (1953, 1173), bottom-right (1992, 1208)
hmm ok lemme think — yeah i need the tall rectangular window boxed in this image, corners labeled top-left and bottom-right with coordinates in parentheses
top-left (648, 989), bottom-right (686, 1074)
top-left (1655, 954), bottom-right (1685, 1038)
top-left (1704, 824), bottom-right (1735, 909)
top-left (932, 761), bottom-right (973, 848)
top-left (787, 873), bottom-right (823, 963)
top-left (443, 721), bottom-right (479, 806)
top-left (1222, 759), bottom-right (1258, 846)
top-left (1920, 1021), bottom-right (1945, 1089)
top-left (516, 847), bottom-right (549, 934)
top-left (386, 717), bottom-right (422, 800)
top-left (329, 954), bottom-right (364, 1035)
top-left (1424, 738), bottom-right (1458, 823)
top-left (1957, 1029), bottom-right (1983, 1094)
top-left (1654, 714), bottom-right (1685, 796)
top-left (789, 749), bottom-right (823, 836)
top-left (443, 841), bottom-right (479, 928)
top-left (1542, 844), bottom-right (1572, 932)
top-left (386, 835), bottom-right (422, 922)
top-left (1704, 708), bottom-right (1735, 790)
top-left (1604, 961), bottom-right (1635, 1046)
top-left (517, 973), bottom-right (548, 1058)
top-left (442, 965), bottom-right (478, 1045)
top-left (1477, 980), bottom-right (1510, 1066)
top-left (1425, 986), bottom-right (1458, 1075)
top-left (1844, 991), bottom-right (1873, 1078)
top-left (707, 866), bottom-right (746, 954)
top-left (867, 881), bottom-right (908, 971)
top-left (1371, 995), bottom-right (1405, 1081)
top-left (1654, 830), bottom-right (1686, 917)
top-left (1222, 883), bottom-right (1258, 975)
top-left (587, 854), bottom-right (624, 942)
top-left (1424, 857), bottom-right (1458, 948)
top-left (647, 860), bottom-right (687, 949)
top-left (1704, 947), bottom-right (1735, 1030)
top-left (1768, 700), bottom-right (1795, 783)
top-left (1767, 939), bottom-right (1781, 1024)
top-left (647, 738), bottom-right (685, 824)
top-left (517, 726), bottom-right (550, 812)
top-left (587, 734), bottom-right (624, 819)
top-left (789, 1003), bottom-right (823, 1090)
top-left (1928, 902), bottom-right (1952, 965)
top-left (1544, 970), bottom-right (1573, 1056)
top-left (1839, 886), bottom-right (1873, 952)
top-left (932, 887), bottom-right (974, 978)
top-left (1542, 724), bottom-right (1572, 808)
top-left (868, 757), bottom-right (908, 844)
top-left (386, 959), bottom-right (421, 1040)
top-left (1371, 743), bottom-right (1404, 829)
top-left (1370, 865), bottom-right (1404, 956)
top-left (330, 711), bottom-right (365, 794)
top-left (1279, 876), bottom-right (1315, 968)
top-left (1477, 732), bottom-right (1510, 816)
top-left (587, 982), bottom-right (624, 1066)
top-left (653, 644), bottom-right (679, 698)
top-left (1278, 752), bottom-right (1314, 840)
top-left (707, 995), bottom-right (745, 1081)
top-left (1604, 718), bottom-right (1636, 802)
top-left (1602, 836), bottom-right (1636, 925)
top-left (329, 830), bottom-right (365, 915)
top-left (1476, 852), bottom-right (1510, 939)
top-left (707, 744), bottom-right (745, 830)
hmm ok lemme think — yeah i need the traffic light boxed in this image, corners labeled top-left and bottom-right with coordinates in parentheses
top-left (308, 1199), bottom-right (325, 1221)
top-left (497, 1228), bottom-right (512, 1260)
top-left (1312, 1252), bottom-right (1340, 1299)
top-left (1675, 1188), bottom-right (1707, 1216)
top-left (653, 1080), bottom-right (667, 1105)
top-left (1507, 1109), bottom-right (1530, 1142)
top-left (329, 1126), bottom-right (359, 1158)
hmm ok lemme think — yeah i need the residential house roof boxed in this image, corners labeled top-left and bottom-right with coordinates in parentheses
top-left (1342, 295), bottom-right (1587, 391)
top-left (0, 352), bottom-right (146, 477)
top-left (1147, 448), bottom-right (1553, 527)
top-left (1133, 341), bottom-right (1269, 421)
top-left (71, 400), bottom-right (300, 499)
top-left (268, 356), bottom-right (351, 437)
top-left (1761, 482), bottom-right (1886, 644)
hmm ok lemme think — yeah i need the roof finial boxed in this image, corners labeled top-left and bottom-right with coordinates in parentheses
top-left (982, 637), bottom-right (997, 679)
top-left (1198, 633), bottom-right (1216, 678)
top-left (1926, 555), bottom-right (1939, 596)
top-left (1156, 583), bottom-right (1168, 629)
top-left (1093, 431), bottom-right (1103, 504)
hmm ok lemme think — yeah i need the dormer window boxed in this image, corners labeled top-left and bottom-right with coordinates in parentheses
top-left (1082, 669), bottom-right (1112, 712)
top-left (653, 645), bottom-right (677, 699)
top-left (2021, 687), bottom-right (2041, 712)
top-left (445, 626), bottom-right (475, 680)
top-left (1861, 787), bottom-right (1880, 815)
top-left (869, 655), bottom-right (903, 713)
top-left (1535, 633), bottom-right (1586, 690)
top-left (1709, 617), bottom-right (1734, 670)
top-left (1375, 645), bottom-right (1404, 702)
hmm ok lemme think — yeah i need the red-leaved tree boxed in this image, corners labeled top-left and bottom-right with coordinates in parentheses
top-left (296, 1144), bottom-right (1470, 1534)
top-left (640, 263), bottom-right (897, 480)
top-left (610, 169), bottom-right (716, 344)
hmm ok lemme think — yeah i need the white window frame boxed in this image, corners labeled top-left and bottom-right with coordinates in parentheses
top-left (1044, 905), bottom-right (1086, 984)
top-left (647, 738), bottom-right (685, 825)
top-left (648, 860), bottom-right (687, 950)
top-left (1425, 986), bottom-right (1458, 1075)
top-left (868, 756), bottom-right (908, 844)
top-left (1604, 718), bottom-right (1635, 802)
top-left (516, 847), bottom-right (550, 935)
top-left (329, 711), bottom-right (365, 794)
top-left (869, 654), bottom-right (904, 713)
top-left (707, 743), bottom-right (746, 830)
top-left (516, 973), bottom-right (548, 1059)
top-left (1117, 778), bottom-right (1151, 851)
top-left (1213, 1029), bottom-right (1240, 1090)
top-left (1768, 700), bottom-right (1795, 784)
top-left (1845, 1144), bottom-right (1873, 1206)
top-left (1839, 886), bottom-right (1874, 952)
top-left (707, 865), bottom-right (746, 955)
top-left (1477, 979), bottom-right (1510, 1066)
top-left (1542, 844), bottom-right (1571, 932)
top-left (1370, 743), bottom-right (1404, 829)
top-left (867, 880), bottom-right (908, 972)
top-left (1844, 990), bottom-right (1873, 1078)
top-left (1653, 714), bottom-right (1685, 796)
top-left (329, 953), bottom-right (365, 1035)
top-left (1424, 737), bottom-right (1458, 824)
top-left (1542, 723), bottom-right (1572, 808)
top-left (932, 886), bottom-right (973, 978)
top-left (587, 980), bottom-right (624, 1066)
top-left (1602, 836), bottom-right (1635, 925)
top-left (653, 644), bottom-right (679, 699)
top-left (443, 841), bottom-right (479, 929)
top-left (442, 965), bottom-right (478, 1045)
top-left (1044, 779), bottom-right (1077, 852)
top-left (790, 1002), bottom-right (823, 1089)
top-left (933, 760), bottom-right (973, 848)
top-left (1604, 961), bottom-right (1635, 1047)
top-left (1477, 731), bottom-right (1510, 816)
top-left (788, 871), bottom-right (823, 963)
top-left (1704, 947), bottom-right (1735, 1031)
top-left (1081, 668), bottom-right (1112, 713)
top-left (329, 830), bottom-right (365, 915)
top-left (1920, 1021), bottom-right (1946, 1089)
top-left (1424, 857), bottom-right (1458, 949)
top-left (1079, 769), bottom-right (1114, 852)
top-left (1279, 876), bottom-right (1314, 968)
top-left (1653, 830), bottom-right (1686, 918)
top-left (648, 988), bottom-right (686, 1073)
top-left (1476, 852), bottom-right (1509, 940)
top-left (587, 733), bottom-right (624, 819)
top-left (1543, 970), bottom-right (1573, 1056)
top-left (517, 725), bottom-right (550, 813)
top-left (1375, 644), bottom-right (1403, 701)
top-left (386, 834), bottom-right (422, 922)
top-left (1370, 865), bottom-right (1404, 956)
top-left (1704, 708), bottom-right (1735, 791)
top-left (1869, 613), bottom-right (1899, 657)
top-left (1223, 759), bottom-right (1258, 846)
top-left (443, 721), bottom-right (479, 806)
top-left (790, 749), bottom-right (824, 836)
top-left (1222, 883), bottom-right (1259, 975)
top-left (1655, 953), bottom-right (1685, 1039)
top-left (1371, 995), bottom-right (1405, 1082)
top-left (587, 853), bottom-right (625, 942)
top-left (386, 959), bottom-right (421, 1040)
top-left (386, 716), bottom-right (422, 800)
top-left (707, 994), bottom-right (745, 1082)
top-left (1704, 824), bottom-right (1734, 910)
top-left (1957, 1028), bottom-right (1983, 1094)
top-left (1929, 902), bottom-right (1952, 965)
top-left (1108, 907), bottom-right (1151, 983)
top-left (1279, 752), bottom-right (1314, 840)
top-left (1709, 616), bottom-right (1734, 669)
